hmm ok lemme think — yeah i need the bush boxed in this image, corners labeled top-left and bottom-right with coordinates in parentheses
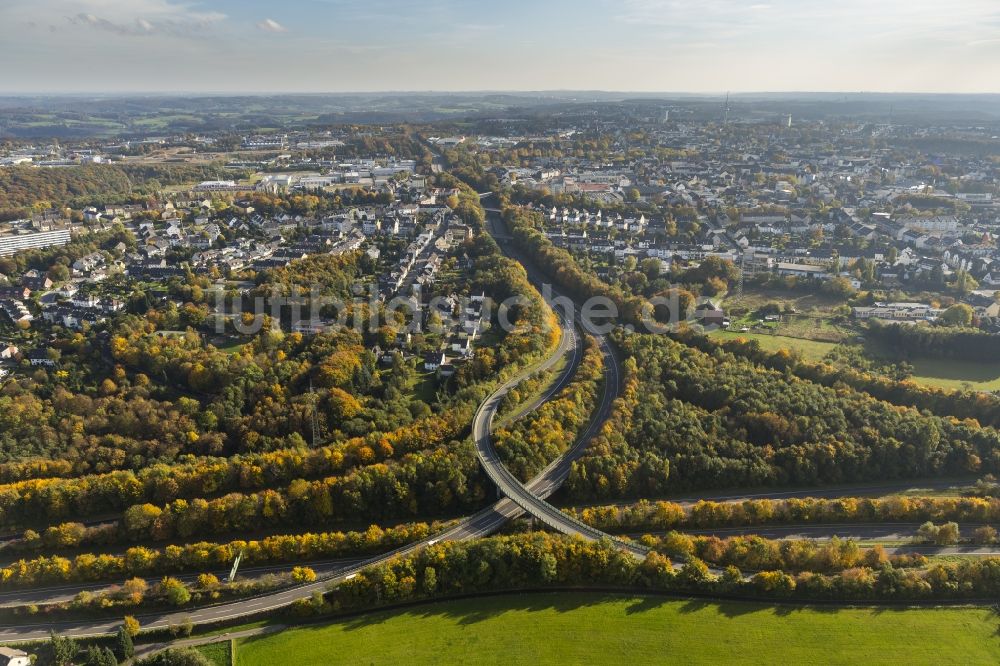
top-left (916, 521), bottom-right (960, 546)
top-left (159, 577), bottom-right (191, 606)
top-left (972, 526), bottom-right (998, 545)
top-left (291, 566), bottom-right (317, 583)
top-left (123, 615), bottom-right (140, 637)
top-left (135, 647), bottom-right (213, 666)
top-left (168, 617), bottom-right (194, 638)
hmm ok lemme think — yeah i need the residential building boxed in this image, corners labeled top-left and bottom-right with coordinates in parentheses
top-left (0, 646), bottom-right (30, 666)
top-left (851, 302), bottom-right (943, 321)
top-left (0, 229), bottom-right (71, 257)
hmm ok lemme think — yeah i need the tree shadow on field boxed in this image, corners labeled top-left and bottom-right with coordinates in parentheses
top-left (615, 596), bottom-right (769, 618)
top-left (338, 590), bottom-right (615, 631)
top-left (676, 598), bottom-right (765, 618)
top-left (624, 595), bottom-right (672, 615)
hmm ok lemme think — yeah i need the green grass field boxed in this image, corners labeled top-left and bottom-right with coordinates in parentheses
top-left (711, 330), bottom-right (1000, 392)
top-left (905, 357), bottom-right (1000, 392)
top-left (405, 369), bottom-right (439, 404)
top-left (234, 593), bottom-right (1000, 665)
top-left (213, 339), bottom-right (248, 355)
top-left (196, 640), bottom-right (233, 666)
top-left (710, 330), bottom-right (837, 362)
top-left (724, 288), bottom-right (845, 317)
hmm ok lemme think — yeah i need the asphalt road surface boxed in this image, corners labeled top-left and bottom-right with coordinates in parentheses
top-left (0, 214), bottom-right (984, 640)
top-left (0, 243), bottom-right (599, 640)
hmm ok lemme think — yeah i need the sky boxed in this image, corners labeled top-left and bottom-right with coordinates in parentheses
top-left (2, 0), bottom-right (1000, 94)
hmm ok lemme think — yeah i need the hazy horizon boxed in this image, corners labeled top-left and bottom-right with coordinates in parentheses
top-left (2, 90), bottom-right (1000, 98)
top-left (2, 0), bottom-right (999, 94)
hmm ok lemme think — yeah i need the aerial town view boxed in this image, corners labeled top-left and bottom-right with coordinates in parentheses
top-left (1, 1), bottom-right (1000, 664)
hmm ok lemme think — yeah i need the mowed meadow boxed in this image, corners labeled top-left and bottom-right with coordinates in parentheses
top-left (234, 593), bottom-right (1000, 665)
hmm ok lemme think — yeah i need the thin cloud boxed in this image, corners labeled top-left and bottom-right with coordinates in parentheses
top-left (63, 0), bottom-right (226, 38)
top-left (257, 18), bottom-right (288, 33)
top-left (69, 13), bottom-right (152, 36)
top-left (615, 0), bottom-right (1000, 37)
top-left (967, 38), bottom-right (1000, 47)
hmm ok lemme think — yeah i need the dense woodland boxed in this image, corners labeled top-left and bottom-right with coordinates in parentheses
top-left (0, 227), bottom-right (555, 467)
top-left (675, 328), bottom-right (1000, 428)
top-left (0, 191), bottom-right (570, 599)
top-left (0, 164), bottom-right (237, 220)
top-left (473, 202), bottom-right (1000, 501)
top-left (655, 531), bottom-right (916, 574)
top-left (562, 331), bottom-right (999, 499)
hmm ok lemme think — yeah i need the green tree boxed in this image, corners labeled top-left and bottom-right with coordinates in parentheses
top-left (48, 263), bottom-right (71, 282)
top-left (952, 269), bottom-right (978, 296)
top-left (640, 258), bottom-right (662, 280)
top-left (940, 304), bottom-right (973, 327)
top-left (678, 557), bottom-right (711, 586)
top-left (820, 276), bottom-right (857, 299)
top-left (422, 566), bottom-right (437, 594)
top-left (972, 526), bottom-right (998, 544)
top-left (48, 632), bottom-right (78, 666)
top-left (116, 623), bottom-right (135, 660)
top-left (84, 645), bottom-right (104, 666)
top-left (169, 618), bottom-right (194, 638)
top-left (85, 645), bottom-right (118, 666)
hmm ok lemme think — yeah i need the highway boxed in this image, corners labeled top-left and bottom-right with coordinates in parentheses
top-left (0, 208), bottom-right (983, 640)
top-left (11, 514), bottom-right (993, 609)
top-left (0, 242), bottom-right (604, 640)
top-left (624, 522), bottom-right (1000, 557)
top-left (646, 479), bottom-right (978, 508)
top-left (471, 211), bottom-right (648, 556)
top-left (471, 300), bottom-right (648, 559)
top-left (0, 556), bottom-right (373, 609)
top-left (0, 468), bottom-right (551, 639)
top-left (669, 522), bottom-right (980, 541)
top-left (557, 479), bottom-right (978, 512)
